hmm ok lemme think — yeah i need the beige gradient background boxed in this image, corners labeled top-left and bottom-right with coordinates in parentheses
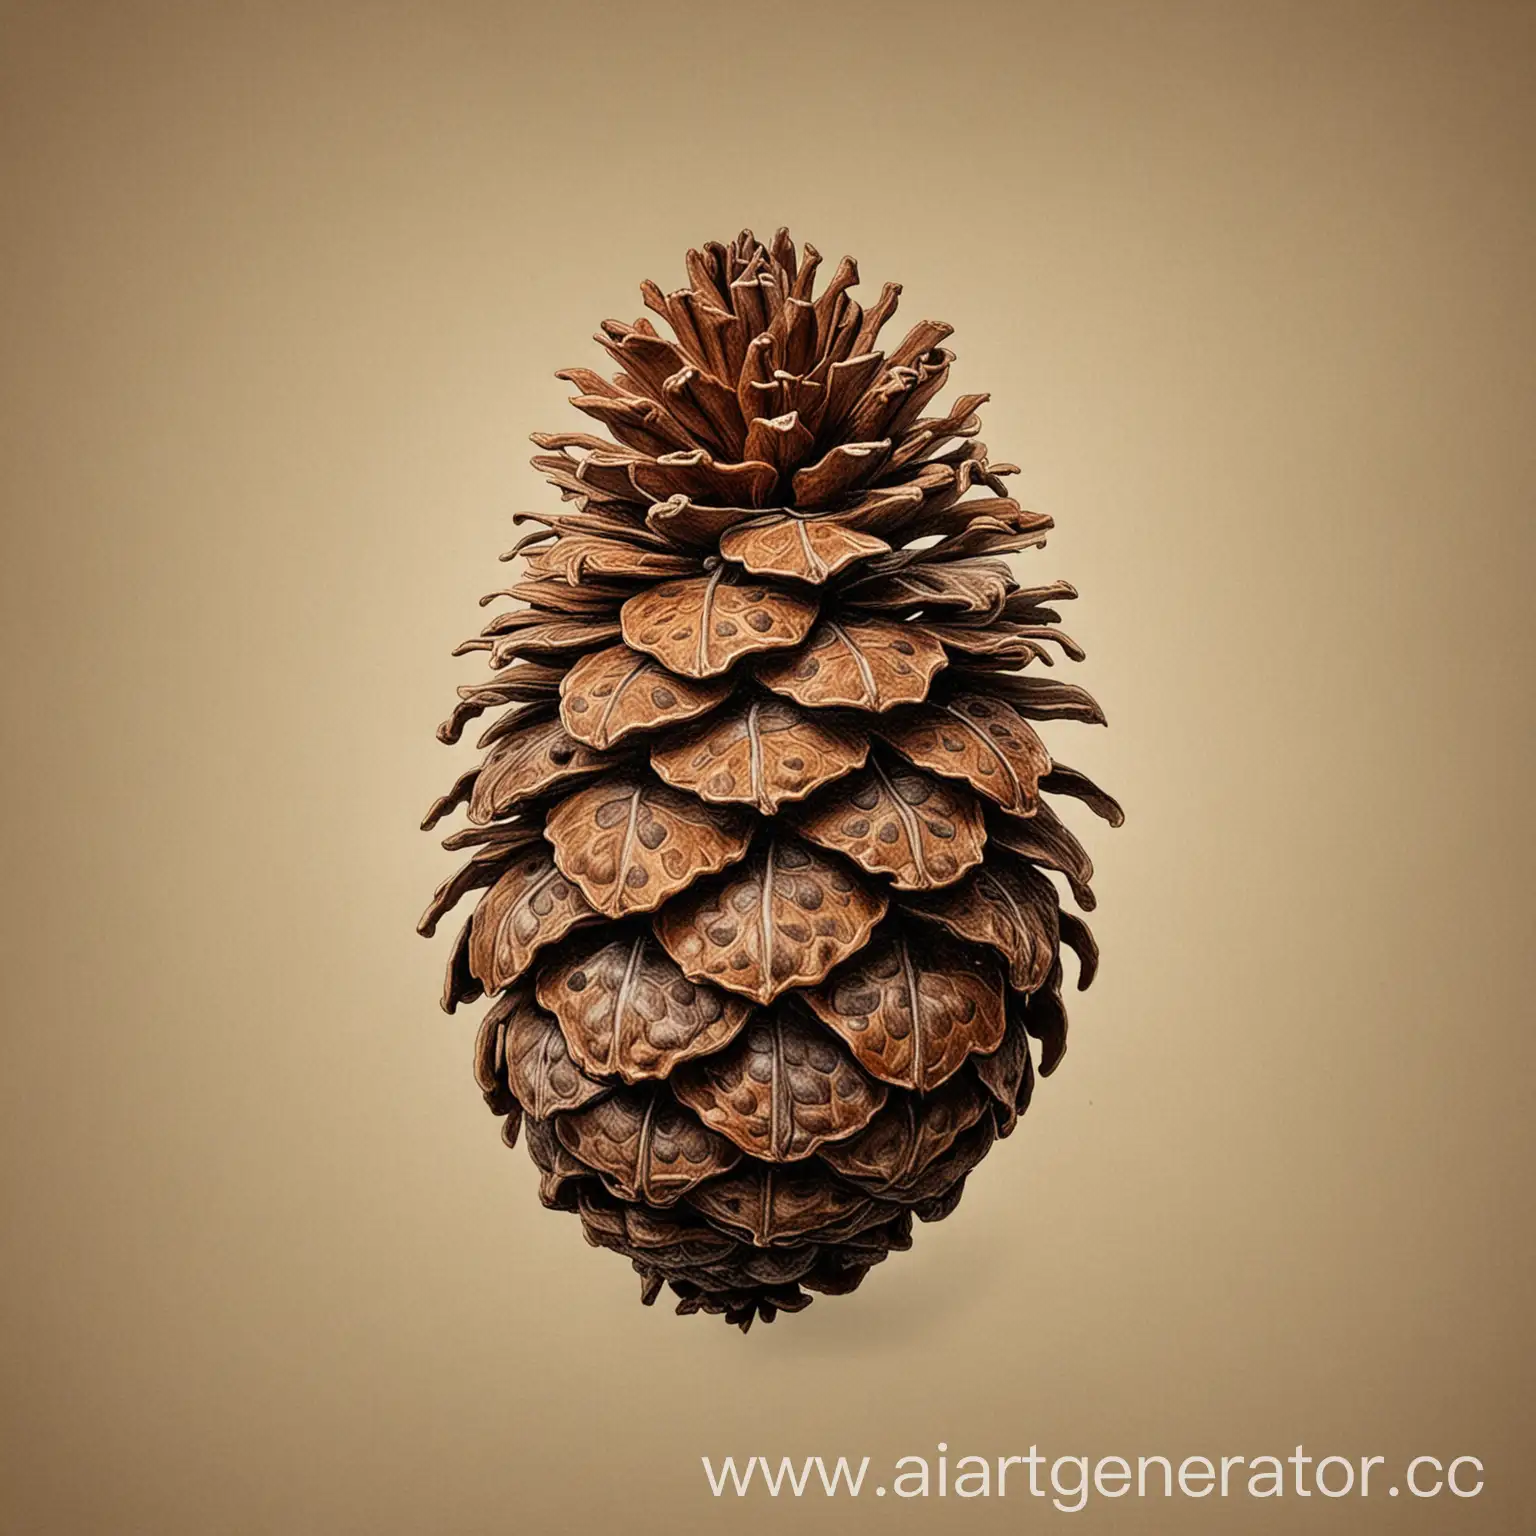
top-left (3, 1), bottom-right (1533, 1531)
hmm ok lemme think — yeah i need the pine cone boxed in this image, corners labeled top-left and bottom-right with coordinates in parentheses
top-left (421, 229), bottom-right (1121, 1330)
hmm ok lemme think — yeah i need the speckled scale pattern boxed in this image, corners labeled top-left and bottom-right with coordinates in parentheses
top-left (820, 1073), bottom-right (991, 1193)
top-left (556, 1086), bottom-right (742, 1206)
top-left (544, 774), bottom-right (751, 918)
top-left (499, 987), bottom-right (610, 1119)
top-left (805, 925), bottom-right (1009, 1092)
top-left (790, 751), bottom-right (987, 890)
top-left (535, 930), bottom-right (752, 1083)
top-left (559, 644), bottom-right (730, 751)
top-left (649, 696), bottom-right (867, 815)
top-left (755, 616), bottom-right (948, 712)
top-left (672, 1004), bottom-right (887, 1161)
top-left (465, 846), bottom-right (598, 993)
top-left (621, 575), bottom-right (817, 679)
top-left (654, 834), bottom-right (887, 1005)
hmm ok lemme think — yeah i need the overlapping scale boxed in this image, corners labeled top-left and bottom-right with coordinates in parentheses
top-left (466, 844), bottom-right (599, 992)
top-left (718, 513), bottom-right (890, 583)
top-left (496, 985), bottom-right (611, 1119)
top-left (649, 695), bottom-right (867, 815)
top-left (560, 644), bottom-right (731, 751)
top-left (621, 572), bottom-right (817, 679)
top-left (804, 923), bottom-right (1008, 1092)
top-left (755, 616), bottom-right (947, 712)
top-left (818, 1073), bottom-right (989, 1193)
top-left (903, 852), bottom-right (1061, 992)
top-left (789, 750), bottom-right (986, 890)
top-left (555, 1086), bottom-right (741, 1206)
top-left (653, 832), bottom-right (887, 1005)
top-left (986, 801), bottom-right (1097, 910)
top-left (672, 1003), bottom-right (887, 1161)
top-left (467, 712), bottom-right (612, 823)
top-left (535, 928), bottom-right (752, 1083)
top-left (543, 773), bottom-right (751, 919)
top-left (874, 693), bottom-right (1051, 816)
top-left (687, 1164), bottom-right (898, 1248)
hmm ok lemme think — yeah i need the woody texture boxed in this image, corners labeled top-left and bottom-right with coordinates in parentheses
top-left (420, 229), bottom-right (1121, 1330)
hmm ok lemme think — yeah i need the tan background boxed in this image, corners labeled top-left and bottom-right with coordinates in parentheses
top-left (3, 1), bottom-right (1533, 1531)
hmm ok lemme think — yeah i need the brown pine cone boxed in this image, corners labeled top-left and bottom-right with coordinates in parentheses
top-left (420, 229), bottom-right (1121, 1330)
